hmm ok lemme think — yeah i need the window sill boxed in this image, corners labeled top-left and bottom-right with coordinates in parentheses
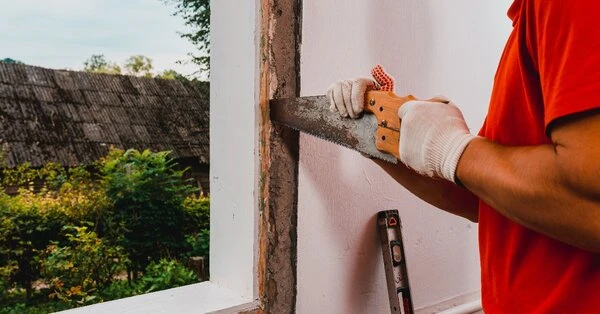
top-left (59, 281), bottom-right (257, 314)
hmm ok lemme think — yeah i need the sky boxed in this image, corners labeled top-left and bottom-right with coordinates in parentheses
top-left (0, 0), bottom-right (199, 76)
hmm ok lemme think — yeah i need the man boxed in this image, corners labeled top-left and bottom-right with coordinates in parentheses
top-left (327, 0), bottom-right (600, 311)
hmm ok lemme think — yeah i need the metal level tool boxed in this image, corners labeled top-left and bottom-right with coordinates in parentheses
top-left (377, 210), bottom-right (413, 314)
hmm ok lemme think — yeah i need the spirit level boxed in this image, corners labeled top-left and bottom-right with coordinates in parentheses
top-left (377, 210), bottom-right (413, 314)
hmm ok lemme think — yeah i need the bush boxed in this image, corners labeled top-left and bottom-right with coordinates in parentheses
top-left (99, 259), bottom-right (199, 300)
top-left (136, 259), bottom-right (198, 294)
top-left (0, 262), bottom-right (16, 299)
top-left (0, 190), bottom-right (61, 300)
top-left (181, 195), bottom-right (210, 276)
top-left (182, 195), bottom-right (209, 234)
top-left (98, 280), bottom-right (137, 301)
top-left (100, 149), bottom-right (197, 274)
top-left (0, 149), bottom-right (208, 311)
top-left (0, 301), bottom-right (71, 314)
top-left (0, 286), bottom-right (72, 314)
top-left (0, 164), bottom-right (110, 299)
top-left (42, 224), bottom-right (128, 305)
top-left (185, 229), bottom-right (209, 259)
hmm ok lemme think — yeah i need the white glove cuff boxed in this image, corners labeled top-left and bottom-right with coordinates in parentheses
top-left (436, 133), bottom-right (477, 183)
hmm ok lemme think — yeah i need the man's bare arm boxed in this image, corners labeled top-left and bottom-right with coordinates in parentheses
top-left (373, 159), bottom-right (479, 222)
top-left (456, 111), bottom-right (600, 252)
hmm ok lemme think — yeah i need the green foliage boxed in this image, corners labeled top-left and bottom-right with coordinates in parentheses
top-left (182, 195), bottom-right (209, 233)
top-left (0, 286), bottom-right (71, 313)
top-left (156, 69), bottom-right (187, 81)
top-left (124, 55), bottom-right (154, 77)
top-left (0, 260), bottom-right (16, 299)
top-left (0, 58), bottom-right (23, 65)
top-left (0, 163), bottom-right (110, 299)
top-left (1, 162), bottom-right (41, 187)
top-left (82, 54), bottom-right (187, 80)
top-left (136, 259), bottom-right (197, 294)
top-left (0, 300), bottom-right (71, 314)
top-left (99, 259), bottom-right (199, 300)
top-left (188, 229), bottom-right (209, 259)
top-left (166, 0), bottom-right (210, 76)
top-left (83, 54), bottom-right (122, 75)
top-left (100, 148), bottom-right (196, 272)
top-left (0, 191), bottom-right (62, 300)
top-left (182, 195), bottom-right (209, 264)
top-left (0, 149), bottom-right (209, 311)
top-left (42, 225), bottom-right (128, 305)
top-left (97, 280), bottom-right (136, 301)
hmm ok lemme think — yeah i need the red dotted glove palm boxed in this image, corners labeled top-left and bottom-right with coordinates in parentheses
top-left (371, 64), bottom-right (395, 92)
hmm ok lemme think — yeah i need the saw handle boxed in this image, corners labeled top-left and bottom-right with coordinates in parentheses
top-left (363, 91), bottom-right (416, 159)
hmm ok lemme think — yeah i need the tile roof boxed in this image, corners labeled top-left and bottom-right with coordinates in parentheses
top-left (0, 63), bottom-right (209, 168)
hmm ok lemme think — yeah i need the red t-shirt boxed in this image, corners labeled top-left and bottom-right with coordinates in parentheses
top-left (479, 0), bottom-right (600, 312)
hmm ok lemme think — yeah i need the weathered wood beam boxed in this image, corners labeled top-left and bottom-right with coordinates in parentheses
top-left (256, 0), bottom-right (302, 313)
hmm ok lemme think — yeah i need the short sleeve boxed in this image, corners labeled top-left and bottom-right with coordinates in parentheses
top-left (531, 0), bottom-right (600, 129)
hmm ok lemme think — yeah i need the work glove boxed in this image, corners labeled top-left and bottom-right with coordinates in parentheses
top-left (398, 99), bottom-right (476, 183)
top-left (326, 65), bottom-right (394, 118)
top-left (326, 65), bottom-right (475, 183)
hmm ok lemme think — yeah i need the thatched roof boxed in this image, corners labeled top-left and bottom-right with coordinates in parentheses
top-left (0, 63), bottom-right (209, 168)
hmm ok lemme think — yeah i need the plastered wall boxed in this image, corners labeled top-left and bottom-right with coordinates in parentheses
top-left (297, 1), bottom-right (512, 312)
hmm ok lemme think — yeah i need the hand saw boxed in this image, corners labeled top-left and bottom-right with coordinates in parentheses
top-left (269, 91), bottom-right (416, 163)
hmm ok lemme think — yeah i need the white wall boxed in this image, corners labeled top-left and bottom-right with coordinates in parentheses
top-left (297, 1), bottom-right (512, 313)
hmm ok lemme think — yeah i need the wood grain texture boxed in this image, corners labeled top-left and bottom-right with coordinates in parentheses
top-left (364, 91), bottom-right (416, 159)
top-left (364, 91), bottom-right (416, 131)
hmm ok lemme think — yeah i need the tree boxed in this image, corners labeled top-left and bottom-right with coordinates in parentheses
top-left (82, 54), bottom-right (186, 80)
top-left (124, 55), bottom-right (154, 78)
top-left (166, 0), bottom-right (210, 76)
top-left (156, 69), bottom-right (186, 81)
top-left (100, 149), bottom-right (196, 277)
top-left (83, 54), bottom-right (121, 75)
top-left (1, 58), bottom-right (24, 64)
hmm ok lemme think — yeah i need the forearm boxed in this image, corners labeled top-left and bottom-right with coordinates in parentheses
top-left (457, 137), bottom-right (600, 252)
top-left (373, 159), bottom-right (479, 222)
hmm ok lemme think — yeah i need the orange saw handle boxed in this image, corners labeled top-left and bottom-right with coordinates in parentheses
top-left (363, 91), bottom-right (416, 160)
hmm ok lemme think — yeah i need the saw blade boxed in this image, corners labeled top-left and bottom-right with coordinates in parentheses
top-left (270, 95), bottom-right (398, 164)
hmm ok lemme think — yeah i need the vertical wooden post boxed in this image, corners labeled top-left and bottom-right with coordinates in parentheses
top-left (257, 0), bottom-right (302, 313)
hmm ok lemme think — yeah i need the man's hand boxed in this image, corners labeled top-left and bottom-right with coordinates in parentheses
top-left (398, 99), bottom-right (476, 183)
